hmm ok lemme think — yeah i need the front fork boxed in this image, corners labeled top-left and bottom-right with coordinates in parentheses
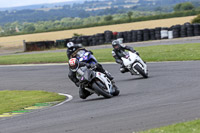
top-left (129, 60), bottom-right (147, 75)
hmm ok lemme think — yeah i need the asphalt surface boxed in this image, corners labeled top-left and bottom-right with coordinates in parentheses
top-left (0, 61), bottom-right (200, 133)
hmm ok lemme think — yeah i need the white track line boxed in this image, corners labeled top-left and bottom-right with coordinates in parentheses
top-left (54, 93), bottom-right (73, 107)
top-left (0, 63), bottom-right (67, 67)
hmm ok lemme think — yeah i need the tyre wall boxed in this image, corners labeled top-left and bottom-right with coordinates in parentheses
top-left (24, 22), bottom-right (200, 51)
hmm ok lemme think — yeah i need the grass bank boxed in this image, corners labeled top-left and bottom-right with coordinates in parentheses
top-left (139, 119), bottom-right (200, 133)
top-left (0, 43), bottom-right (200, 65)
top-left (0, 90), bottom-right (66, 114)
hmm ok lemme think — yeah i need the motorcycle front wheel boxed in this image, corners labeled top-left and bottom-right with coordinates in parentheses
top-left (92, 80), bottom-right (112, 98)
top-left (134, 64), bottom-right (148, 78)
top-left (112, 85), bottom-right (120, 96)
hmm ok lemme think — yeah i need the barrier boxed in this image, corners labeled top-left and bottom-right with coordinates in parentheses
top-left (24, 22), bottom-right (200, 51)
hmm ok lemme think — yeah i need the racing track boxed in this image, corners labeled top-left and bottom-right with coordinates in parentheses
top-left (0, 61), bottom-right (200, 133)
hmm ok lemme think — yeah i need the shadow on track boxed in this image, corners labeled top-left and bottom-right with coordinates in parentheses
top-left (115, 76), bottom-right (147, 82)
top-left (75, 95), bottom-right (121, 103)
top-left (75, 97), bottom-right (107, 103)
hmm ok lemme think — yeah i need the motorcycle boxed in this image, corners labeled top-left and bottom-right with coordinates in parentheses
top-left (76, 66), bottom-right (120, 98)
top-left (121, 51), bottom-right (148, 78)
top-left (74, 49), bottom-right (97, 64)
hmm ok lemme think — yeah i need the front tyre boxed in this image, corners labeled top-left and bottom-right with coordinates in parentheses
top-left (112, 85), bottom-right (120, 96)
top-left (92, 81), bottom-right (112, 98)
top-left (134, 64), bottom-right (148, 78)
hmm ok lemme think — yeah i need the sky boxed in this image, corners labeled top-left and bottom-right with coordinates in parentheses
top-left (0, 0), bottom-right (77, 8)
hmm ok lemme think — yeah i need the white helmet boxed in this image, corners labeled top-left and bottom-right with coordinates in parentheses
top-left (67, 42), bottom-right (74, 48)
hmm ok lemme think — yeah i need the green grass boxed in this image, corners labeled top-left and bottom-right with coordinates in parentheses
top-left (139, 119), bottom-right (200, 133)
top-left (0, 43), bottom-right (200, 65)
top-left (0, 90), bottom-right (66, 114)
top-left (0, 52), bottom-right (67, 65)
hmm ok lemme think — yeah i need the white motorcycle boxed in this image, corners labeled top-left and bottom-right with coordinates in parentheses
top-left (121, 51), bottom-right (148, 78)
top-left (76, 66), bottom-right (120, 98)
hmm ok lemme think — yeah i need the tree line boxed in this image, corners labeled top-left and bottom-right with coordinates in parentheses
top-left (0, 11), bottom-right (159, 36)
top-left (0, 2), bottom-right (199, 37)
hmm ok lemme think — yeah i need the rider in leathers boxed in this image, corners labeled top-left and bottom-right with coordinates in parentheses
top-left (66, 42), bottom-right (83, 59)
top-left (111, 40), bottom-right (139, 73)
top-left (67, 42), bottom-right (83, 86)
top-left (67, 42), bottom-right (113, 99)
top-left (69, 58), bottom-right (101, 99)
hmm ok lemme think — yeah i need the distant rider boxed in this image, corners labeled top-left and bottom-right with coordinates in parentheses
top-left (111, 40), bottom-right (139, 73)
top-left (66, 42), bottom-right (83, 59)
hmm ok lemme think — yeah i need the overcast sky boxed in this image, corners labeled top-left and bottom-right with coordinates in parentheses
top-left (0, 0), bottom-right (77, 8)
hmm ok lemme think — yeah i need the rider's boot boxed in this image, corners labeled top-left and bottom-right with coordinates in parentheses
top-left (79, 87), bottom-right (92, 99)
top-left (120, 65), bottom-right (128, 73)
top-left (120, 67), bottom-right (126, 73)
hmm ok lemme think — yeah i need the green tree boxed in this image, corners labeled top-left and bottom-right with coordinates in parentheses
top-left (174, 2), bottom-right (195, 12)
top-left (127, 11), bottom-right (133, 20)
top-left (192, 14), bottom-right (200, 23)
top-left (23, 23), bottom-right (36, 33)
top-left (104, 15), bottom-right (113, 21)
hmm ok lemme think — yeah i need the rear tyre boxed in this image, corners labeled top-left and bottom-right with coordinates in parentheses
top-left (134, 64), bottom-right (148, 78)
top-left (92, 81), bottom-right (112, 98)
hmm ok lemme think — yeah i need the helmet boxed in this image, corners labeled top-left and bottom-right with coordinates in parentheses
top-left (112, 40), bottom-right (120, 50)
top-left (67, 42), bottom-right (74, 48)
top-left (69, 58), bottom-right (79, 72)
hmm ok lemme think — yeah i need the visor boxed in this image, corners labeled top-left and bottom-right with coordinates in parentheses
top-left (114, 45), bottom-right (119, 49)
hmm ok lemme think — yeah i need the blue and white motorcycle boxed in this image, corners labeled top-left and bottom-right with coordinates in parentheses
top-left (75, 49), bottom-right (97, 64)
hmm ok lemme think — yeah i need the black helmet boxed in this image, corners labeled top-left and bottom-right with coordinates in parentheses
top-left (69, 58), bottom-right (79, 72)
top-left (112, 40), bottom-right (120, 50)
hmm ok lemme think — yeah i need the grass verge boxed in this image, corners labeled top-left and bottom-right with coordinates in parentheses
top-left (0, 90), bottom-right (66, 114)
top-left (0, 43), bottom-right (200, 65)
top-left (139, 119), bottom-right (200, 133)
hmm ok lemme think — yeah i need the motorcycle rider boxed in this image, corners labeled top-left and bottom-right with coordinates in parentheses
top-left (66, 42), bottom-right (114, 99)
top-left (66, 42), bottom-right (83, 59)
top-left (111, 40), bottom-right (139, 73)
top-left (69, 58), bottom-right (113, 99)
top-left (67, 42), bottom-right (92, 85)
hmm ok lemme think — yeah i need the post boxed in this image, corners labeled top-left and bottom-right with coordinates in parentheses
top-left (23, 40), bottom-right (26, 52)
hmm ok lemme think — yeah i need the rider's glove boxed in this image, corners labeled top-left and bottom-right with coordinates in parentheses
top-left (86, 63), bottom-right (96, 69)
top-left (86, 63), bottom-right (91, 68)
top-left (77, 43), bottom-right (82, 47)
top-left (89, 50), bottom-right (93, 55)
top-left (90, 64), bottom-right (97, 69)
top-left (132, 50), bottom-right (136, 53)
top-left (132, 50), bottom-right (140, 56)
top-left (135, 51), bottom-right (140, 56)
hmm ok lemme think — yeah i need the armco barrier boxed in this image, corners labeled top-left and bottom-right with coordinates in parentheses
top-left (25, 22), bottom-right (200, 51)
top-left (25, 41), bottom-right (55, 51)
